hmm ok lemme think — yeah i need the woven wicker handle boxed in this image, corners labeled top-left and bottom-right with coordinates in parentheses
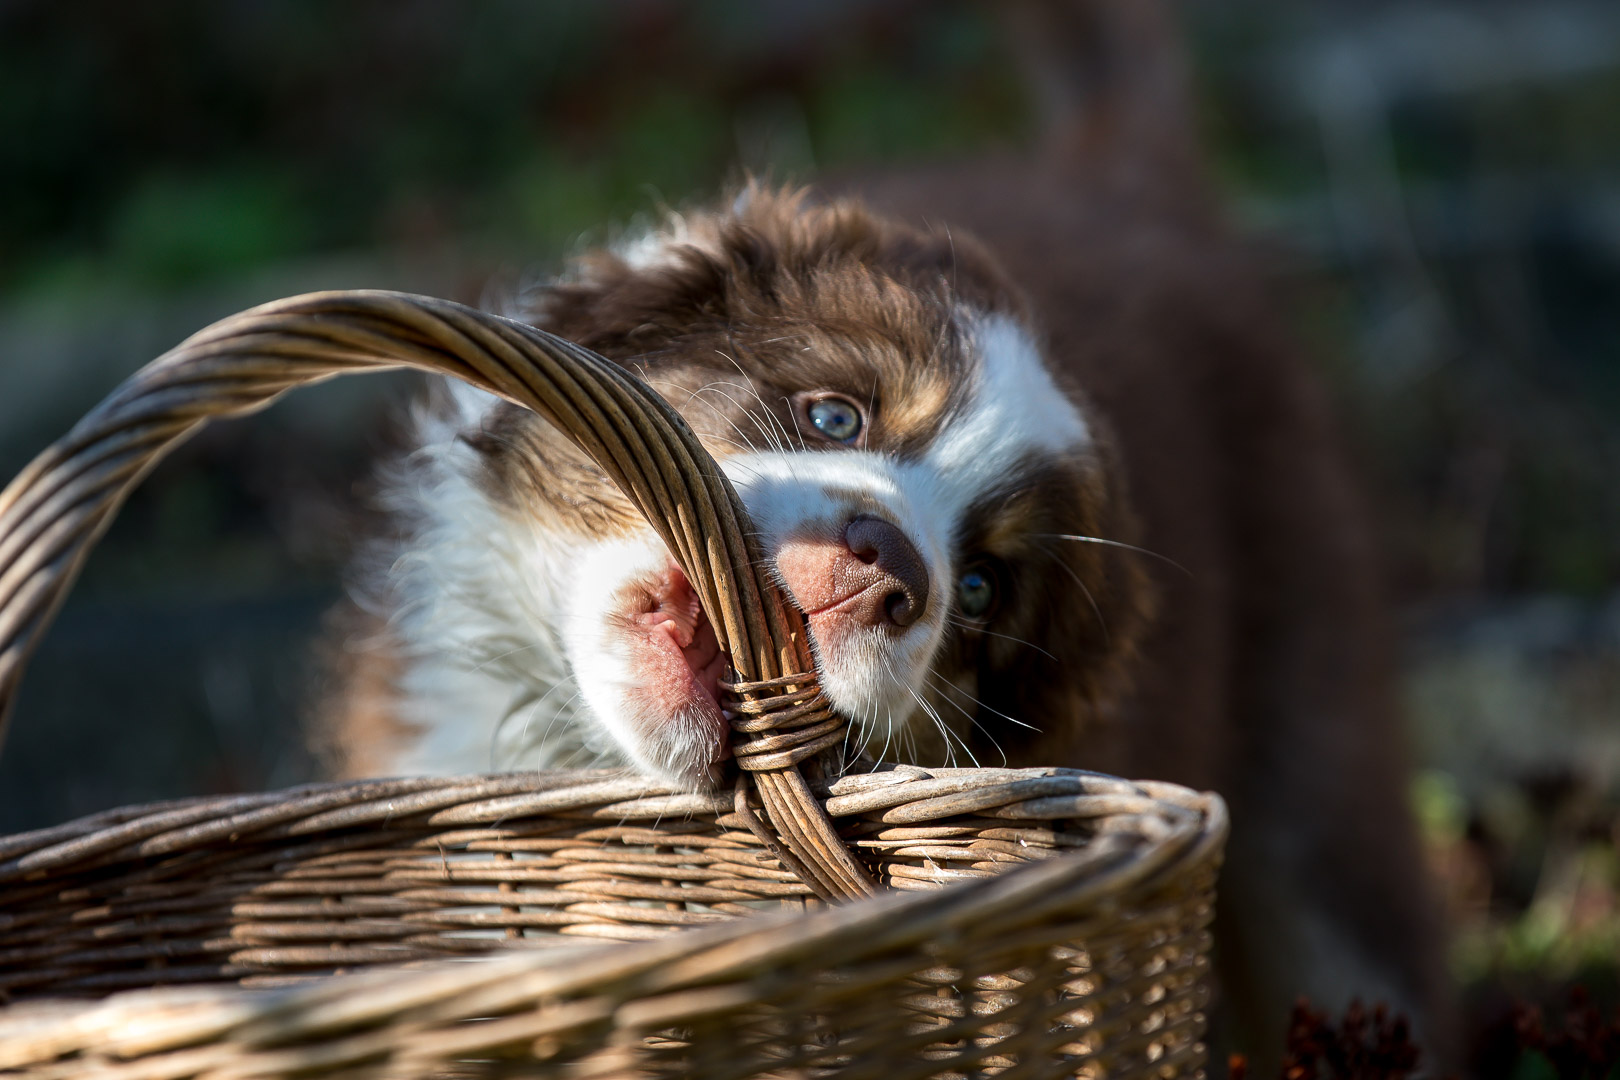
top-left (0, 290), bottom-right (873, 900)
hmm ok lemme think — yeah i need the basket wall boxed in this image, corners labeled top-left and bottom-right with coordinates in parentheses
top-left (0, 766), bottom-right (1225, 1079)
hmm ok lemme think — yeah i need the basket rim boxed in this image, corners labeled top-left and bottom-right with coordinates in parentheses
top-left (0, 765), bottom-right (1217, 885)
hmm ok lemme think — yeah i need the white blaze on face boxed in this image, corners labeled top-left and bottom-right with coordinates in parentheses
top-left (923, 314), bottom-right (1090, 515)
top-left (721, 311), bottom-right (1091, 742)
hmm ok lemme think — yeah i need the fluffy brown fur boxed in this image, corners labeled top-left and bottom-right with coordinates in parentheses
top-left (516, 191), bottom-right (1152, 756)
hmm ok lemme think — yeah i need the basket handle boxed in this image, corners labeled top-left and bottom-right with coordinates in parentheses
top-left (0, 290), bottom-right (874, 901)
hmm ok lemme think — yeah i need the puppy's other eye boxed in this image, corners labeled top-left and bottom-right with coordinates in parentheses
top-left (805, 396), bottom-right (862, 443)
top-left (956, 565), bottom-right (997, 619)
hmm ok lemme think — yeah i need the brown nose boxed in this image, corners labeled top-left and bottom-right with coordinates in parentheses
top-left (843, 516), bottom-right (930, 628)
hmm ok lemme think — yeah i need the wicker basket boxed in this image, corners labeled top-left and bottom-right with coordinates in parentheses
top-left (0, 293), bottom-right (1228, 1079)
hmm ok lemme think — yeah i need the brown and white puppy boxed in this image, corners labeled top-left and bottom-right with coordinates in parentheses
top-left (321, 1), bottom-right (1452, 1064)
top-left (332, 187), bottom-right (1147, 791)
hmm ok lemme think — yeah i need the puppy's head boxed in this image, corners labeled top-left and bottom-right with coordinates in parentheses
top-left (460, 186), bottom-right (1151, 787)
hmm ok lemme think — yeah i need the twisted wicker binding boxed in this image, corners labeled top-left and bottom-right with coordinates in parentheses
top-left (0, 768), bottom-right (1226, 1077)
top-left (0, 290), bottom-right (868, 901)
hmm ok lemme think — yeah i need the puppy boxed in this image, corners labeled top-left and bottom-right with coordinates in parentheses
top-left (329, 187), bottom-right (1146, 787)
top-left (320, 1), bottom-right (1452, 1063)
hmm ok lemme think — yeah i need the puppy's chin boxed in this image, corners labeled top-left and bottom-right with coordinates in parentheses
top-left (803, 614), bottom-right (936, 745)
top-left (620, 699), bottom-right (728, 791)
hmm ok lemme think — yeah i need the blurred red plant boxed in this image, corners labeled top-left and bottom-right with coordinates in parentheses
top-left (1472, 988), bottom-right (1619, 1080)
top-left (1228, 999), bottom-right (1422, 1080)
top-left (1228, 991), bottom-right (1620, 1079)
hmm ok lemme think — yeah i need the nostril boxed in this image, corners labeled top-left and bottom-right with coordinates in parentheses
top-left (842, 515), bottom-right (931, 629)
top-left (847, 532), bottom-right (880, 565)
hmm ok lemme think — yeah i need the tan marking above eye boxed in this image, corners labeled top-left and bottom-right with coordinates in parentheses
top-left (877, 376), bottom-right (953, 445)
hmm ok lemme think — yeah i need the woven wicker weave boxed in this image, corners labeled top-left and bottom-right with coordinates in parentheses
top-left (0, 292), bottom-right (1228, 1079)
top-left (0, 768), bottom-right (1224, 1078)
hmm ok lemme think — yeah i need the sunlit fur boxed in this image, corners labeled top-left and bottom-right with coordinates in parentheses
top-left (323, 185), bottom-right (1148, 788)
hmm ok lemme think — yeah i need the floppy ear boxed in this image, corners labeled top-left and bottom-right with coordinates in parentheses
top-left (969, 553), bottom-right (1155, 771)
top-left (523, 247), bottom-right (737, 361)
top-left (960, 460), bottom-right (1156, 769)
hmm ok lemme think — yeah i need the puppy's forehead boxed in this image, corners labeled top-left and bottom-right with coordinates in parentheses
top-left (546, 190), bottom-right (1092, 516)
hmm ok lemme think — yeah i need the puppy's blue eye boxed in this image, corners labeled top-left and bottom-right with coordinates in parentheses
top-left (806, 396), bottom-right (862, 443)
top-left (957, 567), bottom-right (995, 618)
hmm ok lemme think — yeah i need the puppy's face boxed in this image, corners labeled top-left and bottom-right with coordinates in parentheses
top-left (464, 189), bottom-right (1149, 787)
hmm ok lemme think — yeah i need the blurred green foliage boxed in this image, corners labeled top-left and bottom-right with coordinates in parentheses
top-left (0, 1), bottom-right (1025, 298)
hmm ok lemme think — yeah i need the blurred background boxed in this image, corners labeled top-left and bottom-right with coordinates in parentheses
top-left (1, 0), bottom-right (1617, 1065)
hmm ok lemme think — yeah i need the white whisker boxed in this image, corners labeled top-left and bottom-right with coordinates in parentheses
top-left (925, 670), bottom-right (1040, 734)
top-left (1038, 533), bottom-right (1193, 579)
top-left (714, 347), bottom-right (805, 453)
top-left (944, 616), bottom-right (1058, 662)
top-left (924, 673), bottom-right (1010, 766)
top-left (686, 384), bottom-right (768, 454)
top-left (1033, 544), bottom-right (1111, 646)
